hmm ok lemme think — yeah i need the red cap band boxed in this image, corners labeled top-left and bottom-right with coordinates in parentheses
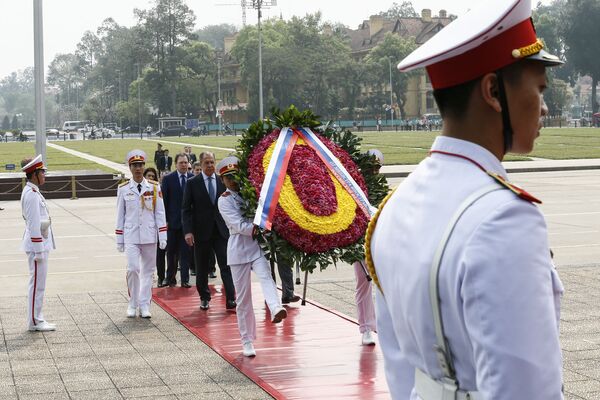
top-left (426, 18), bottom-right (538, 89)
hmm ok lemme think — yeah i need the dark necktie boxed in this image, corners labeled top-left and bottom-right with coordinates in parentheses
top-left (180, 174), bottom-right (186, 190)
top-left (208, 175), bottom-right (215, 204)
top-left (137, 183), bottom-right (142, 193)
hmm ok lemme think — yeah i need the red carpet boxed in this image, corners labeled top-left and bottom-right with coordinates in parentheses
top-left (152, 284), bottom-right (390, 399)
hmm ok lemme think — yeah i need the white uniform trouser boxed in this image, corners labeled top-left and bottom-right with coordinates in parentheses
top-left (126, 243), bottom-right (156, 309)
top-left (27, 252), bottom-right (48, 327)
top-left (353, 261), bottom-right (376, 333)
top-left (231, 256), bottom-right (281, 344)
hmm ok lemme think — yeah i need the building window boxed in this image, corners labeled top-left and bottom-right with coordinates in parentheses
top-left (426, 91), bottom-right (435, 110)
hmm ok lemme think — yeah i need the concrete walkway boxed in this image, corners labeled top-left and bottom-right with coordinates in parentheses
top-left (47, 142), bottom-right (131, 178)
top-left (381, 157), bottom-right (600, 177)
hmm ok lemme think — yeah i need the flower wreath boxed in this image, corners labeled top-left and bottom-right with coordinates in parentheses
top-left (236, 106), bottom-right (389, 272)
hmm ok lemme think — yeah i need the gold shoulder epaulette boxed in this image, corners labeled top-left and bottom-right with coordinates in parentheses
top-left (118, 180), bottom-right (130, 188)
top-left (364, 187), bottom-right (397, 295)
top-left (487, 172), bottom-right (541, 204)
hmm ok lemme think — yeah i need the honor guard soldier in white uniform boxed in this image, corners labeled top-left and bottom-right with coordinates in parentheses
top-left (21, 155), bottom-right (56, 332)
top-left (367, 1), bottom-right (564, 399)
top-left (216, 156), bottom-right (287, 357)
top-left (116, 150), bottom-right (167, 318)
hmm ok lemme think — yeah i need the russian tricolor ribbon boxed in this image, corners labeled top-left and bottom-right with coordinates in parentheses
top-left (253, 127), bottom-right (376, 231)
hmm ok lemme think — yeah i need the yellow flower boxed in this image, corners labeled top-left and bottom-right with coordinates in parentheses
top-left (263, 139), bottom-right (357, 235)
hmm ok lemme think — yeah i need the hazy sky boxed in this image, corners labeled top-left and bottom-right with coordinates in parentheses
top-left (0, 0), bottom-right (551, 79)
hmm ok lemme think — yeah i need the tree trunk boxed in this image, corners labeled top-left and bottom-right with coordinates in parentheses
top-left (592, 75), bottom-right (598, 114)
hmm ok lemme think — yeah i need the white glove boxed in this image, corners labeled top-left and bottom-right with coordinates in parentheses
top-left (159, 240), bottom-right (167, 250)
top-left (117, 244), bottom-right (125, 253)
top-left (34, 252), bottom-right (46, 262)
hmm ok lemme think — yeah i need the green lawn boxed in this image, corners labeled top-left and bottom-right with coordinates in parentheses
top-left (2, 128), bottom-right (600, 174)
top-left (0, 142), bottom-right (114, 173)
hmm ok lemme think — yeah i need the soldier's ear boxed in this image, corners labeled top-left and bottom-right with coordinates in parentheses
top-left (480, 73), bottom-right (502, 113)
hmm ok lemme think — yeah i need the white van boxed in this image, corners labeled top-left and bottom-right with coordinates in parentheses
top-left (62, 120), bottom-right (86, 132)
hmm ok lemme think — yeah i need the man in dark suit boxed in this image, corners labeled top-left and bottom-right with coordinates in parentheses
top-left (182, 152), bottom-right (236, 310)
top-left (185, 146), bottom-right (197, 165)
top-left (158, 149), bottom-right (173, 174)
top-left (153, 143), bottom-right (163, 169)
top-left (161, 153), bottom-right (194, 288)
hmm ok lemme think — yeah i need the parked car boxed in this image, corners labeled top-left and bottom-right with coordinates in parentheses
top-left (158, 125), bottom-right (187, 136)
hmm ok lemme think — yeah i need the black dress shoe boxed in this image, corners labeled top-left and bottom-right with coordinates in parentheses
top-left (226, 300), bottom-right (237, 310)
top-left (209, 271), bottom-right (217, 279)
top-left (168, 282), bottom-right (176, 288)
top-left (200, 300), bottom-right (209, 310)
top-left (157, 281), bottom-right (166, 288)
top-left (190, 270), bottom-right (196, 276)
top-left (282, 295), bottom-right (301, 304)
top-left (181, 282), bottom-right (191, 288)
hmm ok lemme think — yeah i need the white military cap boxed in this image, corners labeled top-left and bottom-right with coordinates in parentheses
top-left (367, 149), bottom-right (384, 165)
top-left (21, 154), bottom-right (46, 173)
top-left (126, 149), bottom-right (146, 165)
top-left (398, 0), bottom-right (563, 89)
top-left (216, 156), bottom-right (239, 176)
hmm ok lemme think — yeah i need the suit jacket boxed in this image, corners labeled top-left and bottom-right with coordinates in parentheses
top-left (182, 173), bottom-right (229, 241)
top-left (157, 155), bottom-right (172, 171)
top-left (187, 152), bottom-right (197, 164)
top-left (154, 150), bottom-right (164, 167)
top-left (161, 170), bottom-right (193, 230)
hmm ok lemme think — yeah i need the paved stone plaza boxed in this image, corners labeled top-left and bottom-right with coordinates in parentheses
top-left (1, 169), bottom-right (600, 399)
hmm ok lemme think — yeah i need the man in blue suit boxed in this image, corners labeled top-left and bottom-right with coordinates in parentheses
top-left (161, 153), bottom-right (194, 287)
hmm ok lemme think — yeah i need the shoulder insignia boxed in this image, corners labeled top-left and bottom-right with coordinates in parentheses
top-left (147, 179), bottom-right (159, 185)
top-left (487, 172), bottom-right (541, 204)
top-left (364, 187), bottom-right (397, 296)
top-left (221, 192), bottom-right (232, 198)
top-left (118, 180), bottom-right (130, 188)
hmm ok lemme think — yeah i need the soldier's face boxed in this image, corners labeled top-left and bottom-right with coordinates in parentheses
top-left (506, 62), bottom-right (549, 154)
top-left (201, 156), bottom-right (215, 176)
top-left (33, 170), bottom-right (46, 186)
top-left (221, 174), bottom-right (239, 191)
top-left (130, 162), bottom-right (145, 181)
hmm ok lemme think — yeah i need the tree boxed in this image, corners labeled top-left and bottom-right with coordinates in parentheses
top-left (378, 1), bottom-right (418, 18)
top-left (561, 0), bottom-right (600, 113)
top-left (195, 24), bottom-right (237, 49)
top-left (11, 115), bottom-right (19, 129)
top-left (47, 53), bottom-right (79, 106)
top-left (543, 76), bottom-right (571, 117)
top-left (232, 13), bottom-right (355, 120)
top-left (365, 33), bottom-right (418, 118)
top-left (135, 0), bottom-right (197, 116)
top-left (2, 115), bottom-right (9, 130)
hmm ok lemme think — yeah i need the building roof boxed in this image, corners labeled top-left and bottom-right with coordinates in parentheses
top-left (343, 12), bottom-right (453, 55)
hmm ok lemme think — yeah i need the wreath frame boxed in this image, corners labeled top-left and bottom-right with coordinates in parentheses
top-left (235, 105), bottom-right (389, 273)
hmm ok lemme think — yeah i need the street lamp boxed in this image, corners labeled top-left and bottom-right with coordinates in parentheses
top-left (135, 63), bottom-right (142, 140)
top-left (217, 56), bottom-right (223, 136)
top-left (388, 58), bottom-right (394, 130)
top-left (116, 69), bottom-right (123, 139)
top-left (247, 0), bottom-right (277, 120)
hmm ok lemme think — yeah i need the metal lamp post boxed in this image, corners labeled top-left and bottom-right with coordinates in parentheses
top-left (217, 57), bottom-right (223, 136)
top-left (388, 58), bottom-right (394, 130)
top-left (34, 0), bottom-right (46, 161)
top-left (136, 63), bottom-right (142, 140)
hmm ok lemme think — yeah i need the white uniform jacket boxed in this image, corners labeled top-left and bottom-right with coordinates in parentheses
top-left (115, 178), bottom-right (167, 245)
top-left (218, 189), bottom-right (262, 265)
top-left (371, 136), bottom-right (564, 400)
top-left (21, 182), bottom-right (55, 253)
